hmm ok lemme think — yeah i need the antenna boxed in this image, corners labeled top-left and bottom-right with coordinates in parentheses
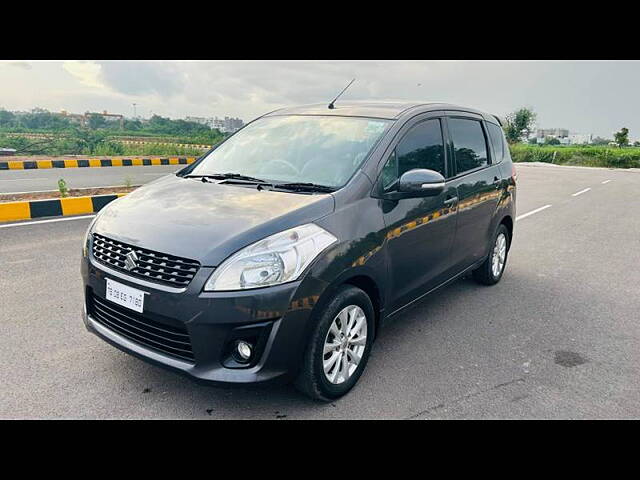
top-left (328, 78), bottom-right (356, 110)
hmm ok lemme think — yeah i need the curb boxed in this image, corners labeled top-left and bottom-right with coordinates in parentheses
top-left (0, 193), bottom-right (127, 223)
top-left (0, 156), bottom-right (197, 170)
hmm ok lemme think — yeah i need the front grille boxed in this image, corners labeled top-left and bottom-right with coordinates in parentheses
top-left (92, 233), bottom-right (200, 288)
top-left (89, 292), bottom-right (195, 362)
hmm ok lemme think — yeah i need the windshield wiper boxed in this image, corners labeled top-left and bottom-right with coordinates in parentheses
top-left (184, 173), bottom-right (270, 184)
top-left (183, 174), bottom-right (335, 193)
top-left (216, 173), bottom-right (270, 183)
top-left (273, 182), bottom-right (336, 193)
top-left (183, 174), bottom-right (214, 183)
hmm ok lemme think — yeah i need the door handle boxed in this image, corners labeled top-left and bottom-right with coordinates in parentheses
top-left (443, 196), bottom-right (458, 206)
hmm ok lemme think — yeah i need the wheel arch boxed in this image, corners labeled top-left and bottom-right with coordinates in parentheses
top-left (500, 214), bottom-right (514, 248)
top-left (342, 275), bottom-right (382, 338)
top-left (309, 268), bottom-right (385, 341)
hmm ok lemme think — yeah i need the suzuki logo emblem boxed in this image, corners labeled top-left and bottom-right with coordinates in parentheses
top-left (124, 251), bottom-right (139, 271)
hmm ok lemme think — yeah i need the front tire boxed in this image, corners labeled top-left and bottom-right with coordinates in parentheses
top-left (294, 285), bottom-right (375, 402)
top-left (472, 224), bottom-right (510, 285)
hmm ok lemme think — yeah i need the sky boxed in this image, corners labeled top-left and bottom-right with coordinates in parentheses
top-left (1, 60), bottom-right (638, 139)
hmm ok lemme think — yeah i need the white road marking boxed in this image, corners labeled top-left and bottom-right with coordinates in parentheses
top-left (572, 188), bottom-right (591, 197)
top-left (0, 178), bottom-right (48, 182)
top-left (6, 258), bottom-right (35, 265)
top-left (601, 180), bottom-right (611, 184)
top-left (0, 215), bottom-right (95, 229)
top-left (516, 204), bottom-right (552, 222)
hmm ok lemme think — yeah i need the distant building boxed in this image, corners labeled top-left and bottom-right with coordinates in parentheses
top-left (83, 110), bottom-right (124, 128)
top-left (211, 116), bottom-right (244, 133)
top-left (185, 116), bottom-right (209, 126)
top-left (535, 128), bottom-right (569, 139)
top-left (58, 110), bottom-right (85, 125)
top-left (184, 115), bottom-right (245, 133)
top-left (567, 133), bottom-right (593, 145)
top-left (530, 128), bottom-right (592, 145)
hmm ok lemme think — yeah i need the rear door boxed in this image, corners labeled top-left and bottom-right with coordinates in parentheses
top-left (444, 113), bottom-right (503, 274)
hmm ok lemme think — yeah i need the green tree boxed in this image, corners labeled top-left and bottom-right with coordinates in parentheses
top-left (87, 114), bottom-right (107, 130)
top-left (16, 109), bottom-right (71, 131)
top-left (0, 109), bottom-right (16, 127)
top-left (504, 107), bottom-right (537, 144)
top-left (544, 136), bottom-right (561, 145)
top-left (2, 106), bottom-right (227, 151)
top-left (614, 127), bottom-right (629, 148)
top-left (71, 128), bottom-right (109, 154)
top-left (123, 119), bottom-right (142, 130)
top-left (592, 136), bottom-right (611, 145)
top-left (19, 110), bottom-right (52, 129)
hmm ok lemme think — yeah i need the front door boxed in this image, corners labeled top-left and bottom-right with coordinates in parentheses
top-left (377, 118), bottom-right (458, 312)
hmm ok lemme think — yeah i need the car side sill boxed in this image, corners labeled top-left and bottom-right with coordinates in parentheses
top-left (384, 257), bottom-right (487, 320)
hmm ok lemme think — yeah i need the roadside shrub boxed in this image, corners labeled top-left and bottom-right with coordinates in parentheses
top-left (58, 179), bottom-right (69, 197)
top-left (111, 143), bottom-right (205, 156)
top-left (509, 145), bottom-right (640, 169)
top-left (0, 132), bottom-right (206, 156)
top-left (92, 141), bottom-right (125, 156)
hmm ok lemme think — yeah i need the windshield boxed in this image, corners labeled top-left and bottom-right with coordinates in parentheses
top-left (189, 115), bottom-right (393, 189)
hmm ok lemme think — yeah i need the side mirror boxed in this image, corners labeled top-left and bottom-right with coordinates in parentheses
top-left (394, 169), bottom-right (445, 198)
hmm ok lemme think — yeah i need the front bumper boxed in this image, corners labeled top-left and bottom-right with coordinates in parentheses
top-left (81, 249), bottom-right (327, 386)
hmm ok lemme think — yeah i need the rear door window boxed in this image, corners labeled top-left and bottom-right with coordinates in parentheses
top-left (448, 118), bottom-right (488, 174)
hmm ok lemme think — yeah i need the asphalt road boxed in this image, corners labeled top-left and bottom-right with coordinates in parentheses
top-left (0, 165), bottom-right (180, 193)
top-left (1, 163), bottom-right (639, 419)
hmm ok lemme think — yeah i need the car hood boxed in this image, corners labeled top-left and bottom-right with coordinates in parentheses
top-left (92, 175), bottom-right (335, 266)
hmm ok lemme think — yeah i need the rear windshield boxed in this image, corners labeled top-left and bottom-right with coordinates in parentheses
top-left (190, 115), bottom-right (393, 188)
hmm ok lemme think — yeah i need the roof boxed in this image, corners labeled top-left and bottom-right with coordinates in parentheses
top-left (264, 101), bottom-right (494, 121)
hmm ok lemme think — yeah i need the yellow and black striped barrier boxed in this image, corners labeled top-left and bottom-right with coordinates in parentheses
top-left (0, 157), bottom-right (197, 171)
top-left (0, 193), bottom-right (127, 223)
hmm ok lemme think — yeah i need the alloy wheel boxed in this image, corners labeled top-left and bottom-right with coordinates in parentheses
top-left (322, 305), bottom-right (368, 384)
top-left (492, 232), bottom-right (507, 278)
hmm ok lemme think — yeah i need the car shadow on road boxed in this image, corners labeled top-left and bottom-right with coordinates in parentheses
top-left (104, 272), bottom-right (529, 419)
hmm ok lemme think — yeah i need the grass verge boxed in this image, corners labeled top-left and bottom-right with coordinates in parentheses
top-left (510, 145), bottom-right (640, 168)
top-left (0, 186), bottom-right (138, 203)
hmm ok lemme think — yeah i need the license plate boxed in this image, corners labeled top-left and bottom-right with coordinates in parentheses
top-left (105, 278), bottom-right (145, 313)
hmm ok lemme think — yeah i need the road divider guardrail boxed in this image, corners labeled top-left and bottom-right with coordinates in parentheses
top-left (0, 193), bottom-right (127, 223)
top-left (0, 157), bottom-right (197, 170)
top-left (4, 133), bottom-right (212, 149)
top-left (118, 140), bottom-right (212, 149)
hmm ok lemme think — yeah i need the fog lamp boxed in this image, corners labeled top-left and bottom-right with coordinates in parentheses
top-left (235, 340), bottom-right (253, 362)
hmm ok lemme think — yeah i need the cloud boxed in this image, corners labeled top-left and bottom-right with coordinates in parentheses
top-left (62, 61), bottom-right (105, 89)
top-left (3, 60), bottom-right (640, 139)
top-left (96, 61), bottom-right (185, 97)
top-left (5, 61), bottom-right (32, 70)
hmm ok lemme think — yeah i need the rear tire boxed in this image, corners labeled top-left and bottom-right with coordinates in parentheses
top-left (294, 285), bottom-right (375, 402)
top-left (472, 224), bottom-right (510, 286)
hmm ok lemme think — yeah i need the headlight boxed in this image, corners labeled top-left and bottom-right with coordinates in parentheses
top-left (204, 223), bottom-right (337, 291)
top-left (82, 222), bottom-right (92, 258)
top-left (82, 215), bottom-right (100, 258)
